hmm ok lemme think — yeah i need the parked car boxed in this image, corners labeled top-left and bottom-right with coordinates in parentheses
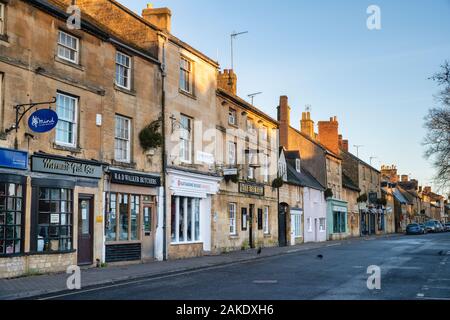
top-left (419, 224), bottom-right (427, 233)
top-left (444, 223), bottom-right (450, 232)
top-left (425, 220), bottom-right (444, 233)
top-left (406, 223), bottom-right (425, 235)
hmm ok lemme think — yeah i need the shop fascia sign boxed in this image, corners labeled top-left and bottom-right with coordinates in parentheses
top-left (239, 182), bottom-right (265, 197)
top-left (110, 170), bottom-right (160, 187)
top-left (173, 177), bottom-right (213, 193)
top-left (31, 155), bottom-right (103, 178)
top-left (333, 206), bottom-right (347, 213)
top-left (0, 147), bottom-right (28, 170)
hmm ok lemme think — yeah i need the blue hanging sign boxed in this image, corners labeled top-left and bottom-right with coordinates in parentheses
top-left (28, 109), bottom-right (58, 133)
top-left (0, 147), bottom-right (28, 170)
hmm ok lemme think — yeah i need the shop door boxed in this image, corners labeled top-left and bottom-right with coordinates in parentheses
top-left (142, 204), bottom-right (156, 259)
top-left (78, 196), bottom-right (94, 265)
top-left (249, 204), bottom-right (255, 249)
top-left (278, 204), bottom-right (288, 247)
top-left (370, 214), bottom-right (376, 234)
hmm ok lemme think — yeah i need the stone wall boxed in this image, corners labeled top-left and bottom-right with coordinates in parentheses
top-left (169, 243), bottom-right (203, 260)
top-left (0, 253), bottom-right (76, 279)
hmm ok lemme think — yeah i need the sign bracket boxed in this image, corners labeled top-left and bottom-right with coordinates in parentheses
top-left (4, 97), bottom-right (57, 149)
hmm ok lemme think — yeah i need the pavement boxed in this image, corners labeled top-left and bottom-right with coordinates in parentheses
top-left (0, 233), bottom-right (404, 300)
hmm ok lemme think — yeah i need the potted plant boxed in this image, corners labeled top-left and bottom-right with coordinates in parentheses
top-left (271, 177), bottom-right (284, 189)
top-left (324, 188), bottom-right (333, 199)
top-left (357, 193), bottom-right (368, 203)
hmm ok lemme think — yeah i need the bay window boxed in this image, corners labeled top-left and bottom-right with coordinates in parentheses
top-left (0, 180), bottom-right (24, 255)
top-left (171, 196), bottom-right (200, 243)
top-left (55, 92), bottom-right (77, 147)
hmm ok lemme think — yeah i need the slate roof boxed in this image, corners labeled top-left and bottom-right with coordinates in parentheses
top-left (285, 162), bottom-right (325, 191)
top-left (342, 173), bottom-right (360, 192)
top-left (392, 188), bottom-right (410, 205)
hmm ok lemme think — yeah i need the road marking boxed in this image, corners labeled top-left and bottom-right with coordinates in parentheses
top-left (352, 266), bottom-right (364, 269)
top-left (326, 243), bottom-right (342, 247)
top-left (417, 293), bottom-right (425, 297)
top-left (417, 297), bottom-right (450, 301)
top-left (252, 280), bottom-right (278, 284)
top-left (384, 266), bottom-right (422, 270)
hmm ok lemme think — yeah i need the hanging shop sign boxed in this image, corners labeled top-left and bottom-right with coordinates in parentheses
top-left (110, 170), bottom-right (161, 187)
top-left (28, 109), bottom-right (59, 133)
top-left (31, 155), bottom-right (103, 178)
top-left (0, 147), bottom-right (28, 170)
top-left (239, 182), bottom-right (265, 197)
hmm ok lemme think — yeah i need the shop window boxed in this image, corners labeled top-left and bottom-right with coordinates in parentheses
top-left (57, 30), bottom-right (79, 64)
top-left (241, 208), bottom-right (248, 231)
top-left (37, 188), bottom-right (73, 252)
top-left (263, 206), bottom-right (270, 234)
top-left (115, 51), bottom-right (131, 90)
top-left (229, 203), bottom-right (237, 235)
top-left (257, 208), bottom-right (263, 230)
top-left (55, 92), bottom-right (78, 147)
top-left (171, 196), bottom-right (200, 243)
top-left (0, 182), bottom-right (24, 255)
top-left (105, 193), bottom-right (140, 242)
top-left (333, 211), bottom-right (346, 234)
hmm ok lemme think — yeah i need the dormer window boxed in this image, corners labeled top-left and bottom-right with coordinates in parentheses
top-left (296, 159), bottom-right (301, 173)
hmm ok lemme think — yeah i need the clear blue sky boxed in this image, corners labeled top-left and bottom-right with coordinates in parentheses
top-left (120, 0), bottom-right (450, 191)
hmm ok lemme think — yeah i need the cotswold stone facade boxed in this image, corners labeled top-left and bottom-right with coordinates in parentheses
top-left (0, 0), bottom-right (162, 278)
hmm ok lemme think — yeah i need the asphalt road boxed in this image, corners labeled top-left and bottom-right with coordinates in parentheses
top-left (40, 233), bottom-right (450, 300)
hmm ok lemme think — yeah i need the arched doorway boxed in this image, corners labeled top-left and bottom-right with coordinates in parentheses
top-left (278, 203), bottom-right (289, 247)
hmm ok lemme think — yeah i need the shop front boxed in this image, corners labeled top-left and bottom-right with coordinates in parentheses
top-left (167, 168), bottom-right (221, 259)
top-left (104, 168), bottom-right (161, 263)
top-left (326, 199), bottom-right (349, 241)
top-left (0, 150), bottom-right (104, 279)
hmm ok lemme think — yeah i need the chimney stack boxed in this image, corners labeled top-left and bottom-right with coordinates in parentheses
top-left (300, 111), bottom-right (315, 138)
top-left (317, 116), bottom-right (339, 155)
top-left (217, 69), bottom-right (237, 96)
top-left (338, 135), bottom-right (349, 152)
top-left (142, 4), bottom-right (172, 33)
top-left (278, 96), bottom-right (290, 148)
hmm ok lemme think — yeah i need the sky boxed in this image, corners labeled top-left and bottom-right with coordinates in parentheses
top-left (120, 0), bottom-right (450, 191)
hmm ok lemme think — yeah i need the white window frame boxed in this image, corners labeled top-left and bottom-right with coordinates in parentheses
top-left (55, 92), bottom-right (78, 148)
top-left (171, 196), bottom-right (201, 244)
top-left (293, 213), bottom-right (302, 238)
top-left (227, 141), bottom-right (236, 166)
top-left (57, 30), bottom-right (79, 64)
top-left (247, 119), bottom-right (256, 136)
top-left (114, 115), bottom-right (131, 163)
top-left (0, 3), bottom-right (5, 36)
top-left (179, 115), bottom-right (192, 163)
top-left (296, 159), bottom-right (301, 173)
top-left (228, 108), bottom-right (237, 126)
top-left (319, 218), bottom-right (326, 232)
top-left (115, 52), bottom-right (132, 90)
top-left (261, 125), bottom-right (268, 141)
top-left (263, 206), bottom-right (270, 234)
top-left (229, 203), bottom-right (237, 235)
top-left (247, 151), bottom-right (255, 180)
top-left (180, 56), bottom-right (193, 94)
top-left (262, 153), bottom-right (269, 183)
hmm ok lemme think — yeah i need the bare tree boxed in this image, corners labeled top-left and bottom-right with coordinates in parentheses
top-left (424, 61), bottom-right (450, 192)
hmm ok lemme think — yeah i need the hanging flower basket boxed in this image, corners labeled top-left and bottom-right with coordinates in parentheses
top-left (324, 188), bottom-right (333, 199)
top-left (139, 120), bottom-right (163, 152)
top-left (272, 177), bottom-right (284, 189)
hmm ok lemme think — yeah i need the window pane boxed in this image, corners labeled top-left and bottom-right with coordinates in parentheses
top-left (130, 196), bottom-right (139, 240)
top-left (119, 194), bottom-right (129, 241)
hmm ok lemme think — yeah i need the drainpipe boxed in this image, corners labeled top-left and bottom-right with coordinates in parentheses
top-left (160, 37), bottom-right (168, 261)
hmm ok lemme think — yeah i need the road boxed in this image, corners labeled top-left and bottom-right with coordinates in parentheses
top-left (39, 233), bottom-right (450, 300)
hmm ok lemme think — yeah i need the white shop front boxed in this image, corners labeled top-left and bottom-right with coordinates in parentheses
top-left (167, 169), bottom-right (221, 257)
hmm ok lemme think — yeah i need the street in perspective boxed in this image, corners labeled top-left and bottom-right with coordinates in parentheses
top-left (0, 0), bottom-right (449, 310)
